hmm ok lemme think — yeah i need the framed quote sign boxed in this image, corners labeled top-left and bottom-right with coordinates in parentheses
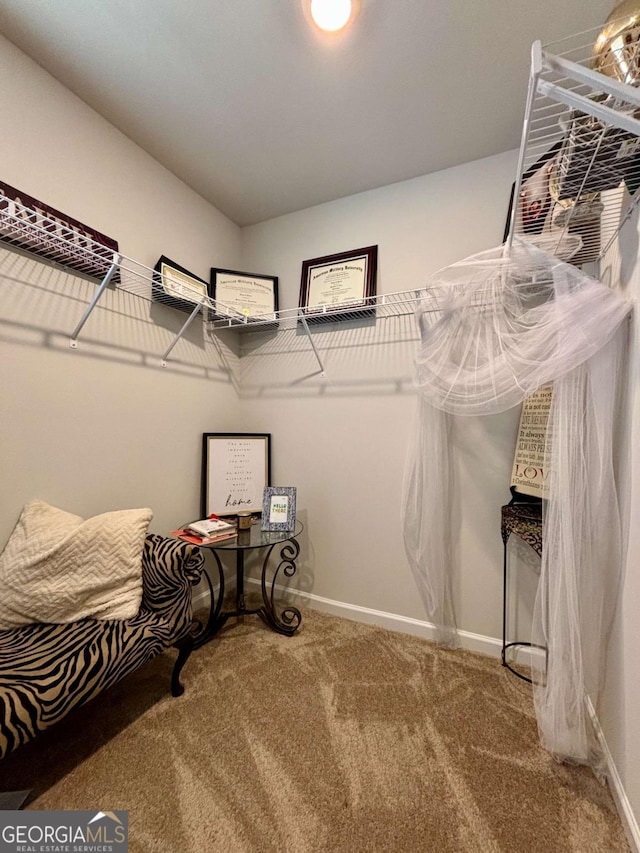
top-left (510, 384), bottom-right (553, 499)
top-left (201, 433), bottom-right (271, 517)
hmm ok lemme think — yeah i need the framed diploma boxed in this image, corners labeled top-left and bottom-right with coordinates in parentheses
top-left (152, 256), bottom-right (209, 313)
top-left (299, 245), bottom-right (378, 321)
top-left (210, 267), bottom-right (279, 327)
top-left (201, 432), bottom-right (271, 517)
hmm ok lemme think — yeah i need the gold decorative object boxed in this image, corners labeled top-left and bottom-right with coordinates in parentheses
top-left (593, 0), bottom-right (640, 84)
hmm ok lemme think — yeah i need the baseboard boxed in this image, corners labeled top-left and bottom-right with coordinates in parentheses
top-left (243, 580), bottom-right (503, 659)
top-left (309, 591), bottom-right (506, 657)
top-left (202, 580), bottom-right (543, 669)
top-left (587, 697), bottom-right (640, 853)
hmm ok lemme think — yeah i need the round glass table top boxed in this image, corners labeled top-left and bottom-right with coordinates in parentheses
top-left (195, 519), bottom-right (303, 551)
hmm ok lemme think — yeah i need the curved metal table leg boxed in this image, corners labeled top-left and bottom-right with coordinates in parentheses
top-left (257, 537), bottom-right (302, 636)
top-left (500, 509), bottom-right (546, 684)
top-left (501, 528), bottom-right (534, 682)
top-left (192, 549), bottom-right (229, 648)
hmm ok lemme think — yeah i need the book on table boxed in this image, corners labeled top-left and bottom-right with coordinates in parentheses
top-left (186, 517), bottom-right (236, 537)
top-left (171, 527), bottom-right (238, 545)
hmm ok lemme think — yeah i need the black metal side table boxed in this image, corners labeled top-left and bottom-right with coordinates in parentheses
top-left (189, 520), bottom-right (303, 648)
top-left (501, 503), bottom-right (543, 683)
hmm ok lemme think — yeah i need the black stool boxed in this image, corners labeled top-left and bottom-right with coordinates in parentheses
top-left (501, 500), bottom-right (543, 683)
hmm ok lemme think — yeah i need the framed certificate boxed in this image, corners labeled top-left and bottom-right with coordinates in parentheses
top-left (201, 432), bottom-right (271, 517)
top-left (299, 245), bottom-right (378, 321)
top-left (152, 256), bottom-right (209, 313)
top-left (210, 267), bottom-right (279, 326)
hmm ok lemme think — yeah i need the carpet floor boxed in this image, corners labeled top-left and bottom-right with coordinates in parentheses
top-left (0, 608), bottom-right (630, 852)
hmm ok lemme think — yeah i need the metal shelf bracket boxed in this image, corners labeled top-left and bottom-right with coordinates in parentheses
top-left (69, 255), bottom-right (122, 348)
top-left (297, 311), bottom-right (326, 377)
top-left (161, 298), bottom-right (206, 366)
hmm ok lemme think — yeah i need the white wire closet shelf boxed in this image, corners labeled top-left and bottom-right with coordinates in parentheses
top-left (3, 20), bottom-right (640, 373)
top-left (0, 191), bottom-right (270, 365)
top-left (0, 189), bottom-right (427, 373)
top-left (507, 20), bottom-right (640, 266)
top-left (208, 290), bottom-right (424, 330)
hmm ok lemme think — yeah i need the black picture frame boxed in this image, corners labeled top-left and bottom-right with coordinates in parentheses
top-left (298, 245), bottom-right (378, 322)
top-left (209, 267), bottom-right (279, 327)
top-left (152, 255), bottom-right (209, 314)
top-left (201, 433), bottom-right (271, 517)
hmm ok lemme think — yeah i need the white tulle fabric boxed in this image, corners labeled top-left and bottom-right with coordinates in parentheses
top-left (402, 239), bottom-right (630, 768)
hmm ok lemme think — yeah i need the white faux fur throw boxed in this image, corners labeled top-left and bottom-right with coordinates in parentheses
top-left (0, 500), bottom-right (153, 629)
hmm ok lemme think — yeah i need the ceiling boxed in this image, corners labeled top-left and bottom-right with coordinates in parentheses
top-left (0, 0), bottom-right (615, 226)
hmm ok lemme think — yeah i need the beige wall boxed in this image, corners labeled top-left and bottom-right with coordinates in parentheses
top-left (240, 151), bottom-right (521, 637)
top-left (0, 34), bottom-right (242, 540)
top-left (240, 162), bottom-right (640, 842)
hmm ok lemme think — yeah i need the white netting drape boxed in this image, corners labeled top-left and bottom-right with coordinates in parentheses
top-left (402, 239), bottom-right (630, 768)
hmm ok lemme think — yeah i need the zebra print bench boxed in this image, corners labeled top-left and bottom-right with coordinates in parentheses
top-left (0, 533), bottom-right (204, 760)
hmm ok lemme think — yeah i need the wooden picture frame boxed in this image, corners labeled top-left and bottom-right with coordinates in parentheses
top-left (152, 255), bottom-right (209, 313)
top-left (201, 433), bottom-right (271, 517)
top-left (299, 245), bottom-right (377, 321)
top-left (0, 179), bottom-right (120, 283)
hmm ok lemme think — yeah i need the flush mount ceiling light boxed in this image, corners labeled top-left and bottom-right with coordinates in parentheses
top-left (309, 0), bottom-right (357, 32)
